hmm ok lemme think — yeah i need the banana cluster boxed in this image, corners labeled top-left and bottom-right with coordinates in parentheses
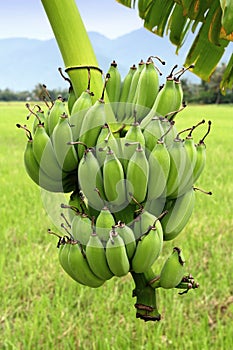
top-left (18, 57), bottom-right (211, 321)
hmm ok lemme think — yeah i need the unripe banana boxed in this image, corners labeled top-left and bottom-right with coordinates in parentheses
top-left (126, 143), bottom-right (149, 204)
top-left (69, 90), bottom-right (94, 143)
top-left (133, 209), bottom-right (158, 240)
top-left (58, 237), bottom-right (84, 285)
top-left (32, 123), bottom-right (63, 181)
top-left (103, 147), bottom-right (126, 208)
top-left (122, 119), bottom-right (145, 171)
top-left (86, 229), bottom-right (113, 280)
top-left (166, 136), bottom-right (188, 198)
top-left (67, 85), bottom-right (77, 116)
top-left (68, 240), bottom-right (105, 287)
top-left (147, 140), bottom-right (170, 200)
top-left (125, 59), bottom-right (145, 121)
top-left (153, 74), bottom-right (177, 117)
top-left (117, 222), bottom-right (136, 260)
top-left (71, 213), bottom-right (92, 247)
top-left (180, 122), bottom-right (205, 195)
top-left (22, 135), bottom-right (73, 193)
top-left (47, 96), bottom-right (67, 136)
top-left (78, 98), bottom-right (107, 159)
top-left (95, 123), bottom-right (121, 166)
top-left (160, 118), bottom-right (177, 149)
top-left (106, 227), bottom-right (130, 277)
top-left (131, 219), bottom-right (163, 273)
top-left (52, 114), bottom-right (78, 172)
top-left (144, 197), bottom-right (166, 218)
top-left (117, 64), bottom-right (137, 122)
top-left (161, 188), bottom-right (195, 241)
top-left (28, 104), bottom-right (47, 135)
top-left (193, 121), bottom-right (211, 184)
top-left (193, 141), bottom-right (206, 183)
top-left (159, 247), bottom-right (185, 289)
top-left (172, 66), bottom-right (194, 117)
top-left (95, 206), bottom-right (116, 244)
top-left (140, 66), bottom-right (178, 129)
top-left (134, 58), bottom-right (160, 121)
top-left (143, 117), bottom-right (164, 155)
top-left (78, 148), bottom-right (105, 211)
top-left (106, 60), bottom-right (121, 103)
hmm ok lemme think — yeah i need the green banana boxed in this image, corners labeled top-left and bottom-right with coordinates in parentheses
top-left (165, 135), bottom-right (188, 198)
top-left (52, 113), bottom-right (78, 172)
top-left (95, 123), bottom-right (121, 166)
top-left (95, 206), bottom-right (116, 244)
top-left (106, 60), bottom-right (121, 103)
top-left (180, 120), bottom-right (205, 194)
top-left (78, 148), bottom-right (105, 211)
top-left (133, 209), bottom-right (158, 241)
top-left (117, 221), bottom-right (136, 260)
top-left (122, 118), bottom-right (145, 171)
top-left (144, 197), bottom-right (166, 218)
top-left (26, 104), bottom-right (48, 135)
top-left (131, 218), bottom-right (163, 273)
top-left (117, 64), bottom-right (137, 122)
top-left (86, 228), bottom-right (113, 280)
top-left (160, 118), bottom-right (178, 149)
top-left (159, 247), bottom-right (186, 289)
top-left (126, 143), bottom-right (149, 204)
top-left (32, 123), bottom-right (64, 181)
top-left (134, 57), bottom-right (161, 121)
top-left (103, 147), bottom-right (126, 208)
top-left (67, 85), bottom-right (77, 116)
top-left (77, 99), bottom-right (106, 159)
top-left (193, 121), bottom-right (211, 184)
top-left (153, 69), bottom-right (178, 117)
top-left (125, 59), bottom-right (145, 122)
top-left (68, 240), bottom-right (105, 287)
top-left (161, 188), bottom-right (195, 241)
top-left (71, 213), bottom-right (92, 247)
top-left (47, 96), bottom-right (67, 136)
top-left (70, 91), bottom-right (94, 143)
top-left (106, 227), bottom-right (130, 277)
top-left (147, 139), bottom-right (170, 200)
top-left (139, 65), bottom-right (178, 128)
top-left (143, 117), bottom-right (164, 155)
top-left (23, 135), bottom-right (72, 193)
top-left (58, 236), bottom-right (85, 285)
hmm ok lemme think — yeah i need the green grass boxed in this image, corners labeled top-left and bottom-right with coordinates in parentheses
top-left (0, 102), bottom-right (233, 349)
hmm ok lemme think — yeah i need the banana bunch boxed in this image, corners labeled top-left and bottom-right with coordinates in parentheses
top-left (18, 59), bottom-right (212, 321)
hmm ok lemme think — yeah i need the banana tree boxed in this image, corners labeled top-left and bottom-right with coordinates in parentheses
top-left (116, 0), bottom-right (233, 93)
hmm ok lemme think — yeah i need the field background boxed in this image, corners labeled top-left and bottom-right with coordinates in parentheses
top-left (0, 102), bottom-right (233, 349)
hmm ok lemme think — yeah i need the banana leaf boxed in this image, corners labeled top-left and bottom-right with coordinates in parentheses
top-left (116, 0), bottom-right (233, 91)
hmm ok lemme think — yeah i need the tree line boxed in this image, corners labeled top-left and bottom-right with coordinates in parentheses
top-left (0, 64), bottom-right (232, 104)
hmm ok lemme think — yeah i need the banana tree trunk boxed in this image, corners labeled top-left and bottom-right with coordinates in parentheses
top-left (41, 0), bottom-right (103, 100)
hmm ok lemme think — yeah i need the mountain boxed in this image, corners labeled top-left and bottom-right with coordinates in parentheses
top-left (0, 28), bottom-right (231, 91)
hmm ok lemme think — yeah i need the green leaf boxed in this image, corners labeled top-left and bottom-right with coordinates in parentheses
top-left (116, 0), bottom-right (233, 89)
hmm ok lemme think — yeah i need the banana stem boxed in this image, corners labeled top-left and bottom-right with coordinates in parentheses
top-left (41, 0), bottom-right (103, 100)
top-left (131, 272), bottom-right (161, 321)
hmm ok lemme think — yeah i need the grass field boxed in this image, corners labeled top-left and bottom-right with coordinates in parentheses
top-left (0, 102), bottom-right (233, 349)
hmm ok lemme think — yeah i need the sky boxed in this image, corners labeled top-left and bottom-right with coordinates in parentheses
top-left (0, 0), bottom-right (143, 39)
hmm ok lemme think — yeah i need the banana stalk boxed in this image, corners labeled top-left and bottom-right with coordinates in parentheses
top-left (41, 0), bottom-right (103, 100)
top-left (131, 272), bottom-right (161, 322)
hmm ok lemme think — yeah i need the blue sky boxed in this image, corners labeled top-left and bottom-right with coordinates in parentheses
top-left (0, 0), bottom-right (143, 39)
